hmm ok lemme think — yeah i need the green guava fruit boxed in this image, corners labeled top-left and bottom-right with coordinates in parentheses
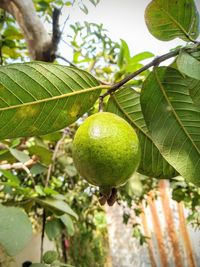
top-left (72, 112), bottom-right (141, 198)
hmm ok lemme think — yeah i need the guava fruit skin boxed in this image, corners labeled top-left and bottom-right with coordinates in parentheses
top-left (72, 112), bottom-right (141, 188)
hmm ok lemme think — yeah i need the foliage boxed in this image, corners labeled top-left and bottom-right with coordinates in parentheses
top-left (0, 126), bottom-right (108, 266)
top-left (140, 67), bottom-right (200, 185)
top-left (0, 11), bottom-right (26, 63)
top-left (0, 0), bottom-right (200, 266)
top-left (0, 62), bottom-right (101, 139)
top-left (67, 210), bottom-right (108, 267)
top-left (67, 21), bottom-right (120, 82)
top-left (106, 87), bottom-right (178, 179)
top-left (145, 0), bottom-right (199, 42)
top-left (0, 205), bottom-right (32, 256)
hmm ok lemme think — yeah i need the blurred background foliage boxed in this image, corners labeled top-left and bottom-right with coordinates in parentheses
top-left (0, 0), bottom-right (200, 266)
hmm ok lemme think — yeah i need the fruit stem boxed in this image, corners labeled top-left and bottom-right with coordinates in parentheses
top-left (98, 95), bottom-right (104, 112)
top-left (99, 186), bottom-right (118, 206)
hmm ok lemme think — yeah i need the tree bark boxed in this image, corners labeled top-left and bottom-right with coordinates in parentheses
top-left (0, 0), bottom-right (56, 61)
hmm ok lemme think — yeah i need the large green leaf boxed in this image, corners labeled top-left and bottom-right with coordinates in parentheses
top-left (106, 87), bottom-right (177, 179)
top-left (187, 77), bottom-right (200, 106)
top-left (177, 51), bottom-right (200, 80)
top-left (0, 62), bottom-right (101, 140)
top-left (129, 52), bottom-right (154, 63)
top-left (0, 205), bottom-right (32, 256)
top-left (141, 67), bottom-right (200, 186)
top-left (145, 0), bottom-right (199, 41)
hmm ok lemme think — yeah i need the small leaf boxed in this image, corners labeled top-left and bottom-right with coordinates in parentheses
top-left (89, 0), bottom-right (100, 6)
top-left (0, 205), bottom-right (32, 256)
top-left (4, 25), bottom-right (23, 40)
top-left (0, 150), bottom-right (15, 163)
top-left (3, 39), bottom-right (16, 48)
top-left (37, 198), bottom-right (78, 219)
top-left (35, 185), bottom-right (46, 196)
top-left (45, 219), bottom-right (63, 241)
top-left (130, 52), bottom-right (154, 63)
top-left (65, 2), bottom-right (72, 7)
top-left (9, 148), bottom-right (30, 163)
top-left (0, 169), bottom-right (20, 185)
top-left (2, 46), bottom-right (21, 58)
top-left (145, 0), bottom-right (199, 41)
top-left (30, 164), bottom-right (47, 175)
top-left (117, 39), bottom-right (131, 68)
top-left (79, 4), bottom-right (88, 14)
top-left (28, 145), bottom-right (52, 165)
top-left (60, 214), bottom-right (75, 236)
top-left (177, 51), bottom-right (200, 80)
top-left (43, 187), bottom-right (59, 196)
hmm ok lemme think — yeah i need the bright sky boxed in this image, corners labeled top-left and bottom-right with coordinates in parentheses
top-left (60, 0), bottom-right (200, 60)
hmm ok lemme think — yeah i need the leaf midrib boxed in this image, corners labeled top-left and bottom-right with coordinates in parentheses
top-left (0, 85), bottom-right (106, 112)
top-left (154, 68), bottom-right (200, 156)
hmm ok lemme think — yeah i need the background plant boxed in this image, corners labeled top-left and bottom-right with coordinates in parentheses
top-left (0, 0), bottom-right (200, 266)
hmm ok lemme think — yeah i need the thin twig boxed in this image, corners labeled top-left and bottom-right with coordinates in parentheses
top-left (0, 158), bottom-right (37, 171)
top-left (61, 38), bottom-right (77, 50)
top-left (52, 8), bottom-right (61, 51)
top-left (0, 143), bottom-right (7, 150)
top-left (0, 157), bottom-right (38, 186)
top-left (61, 232), bottom-right (67, 263)
top-left (0, 36), bottom-right (3, 65)
top-left (98, 96), bottom-right (104, 112)
top-left (40, 128), bottom-right (69, 261)
top-left (45, 128), bottom-right (69, 187)
top-left (87, 59), bottom-right (96, 72)
top-left (55, 54), bottom-right (77, 67)
top-left (99, 44), bottom-right (200, 101)
top-left (100, 49), bottom-right (179, 98)
top-left (0, 47), bottom-right (3, 65)
top-left (61, 15), bottom-right (70, 36)
top-left (40, 209), bottom-right (46, 262)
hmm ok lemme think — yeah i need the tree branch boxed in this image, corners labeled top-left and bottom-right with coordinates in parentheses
top-left (56, 54), bottom-right (77, 67)
top-left (99, 44), bottom-right (200, 103)
top-left (0, 157), bottom-right (38, 186)
top-left (40, 208), bottom-right (46, 262)
top-left (0, 157), bottom-right (38, 171)
top-left (0, 0), bottom-right (61, 61)
top-left (51, 7), bottom-right (62, 61)
top-left (40, 128), bottom-right (69, 261)
top-left (46, 128), bottom-right (69, 186)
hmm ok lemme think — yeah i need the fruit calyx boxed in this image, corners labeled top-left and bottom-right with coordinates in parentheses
top-left (99, 187), bottom-right (118, 206)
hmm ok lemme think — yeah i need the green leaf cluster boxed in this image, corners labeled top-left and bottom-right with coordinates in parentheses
top-left (1, 0), bottom-right (200, 266)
